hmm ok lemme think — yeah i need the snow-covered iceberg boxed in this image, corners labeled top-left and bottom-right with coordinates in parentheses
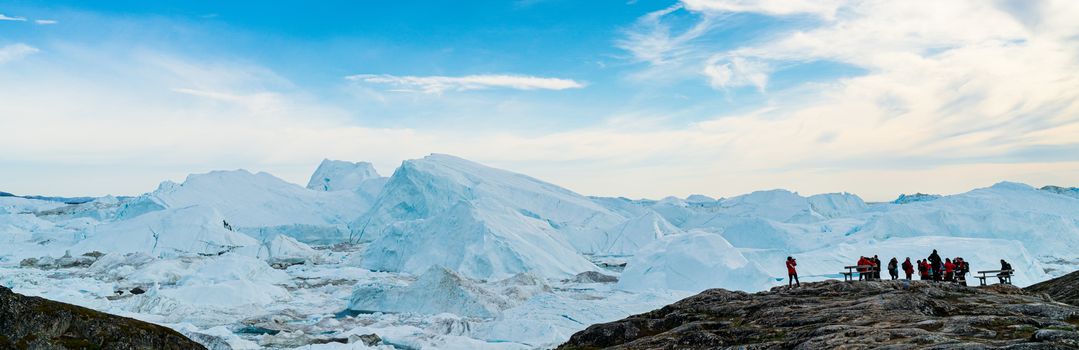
top-left (307, 159), bottom-right (383, 193)
top-left (70, 205), bottom-right (258, 257)
top-left (120, 170), bottom-right (370, 243)
top-left (357, 154), bottom-right (618, 279)
top-left (618, 231), bottom-right (774, 293)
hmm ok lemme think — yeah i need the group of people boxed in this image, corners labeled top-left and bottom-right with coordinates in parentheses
top-left (784, 250), bottom-right (1015, 288)
top-left (913, 249), bottom-right (969, 283)
top-left (850, 250), bottom-right (973, 284)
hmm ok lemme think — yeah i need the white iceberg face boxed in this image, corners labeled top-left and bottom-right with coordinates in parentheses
top-left (123, 169), bottom-right (372, 244)
top-left (361, 201), bottom-right (599, 280)
top-left (307, 159), bottom-right (383, 193)
top-left (580, 211), bottom-right (683, 256)
top-left (618, 231), bottom-right (774, 293)
top-left (70, 205), bottom-right (258, 257)
top-left (356, 154), bottom-right (620, 279)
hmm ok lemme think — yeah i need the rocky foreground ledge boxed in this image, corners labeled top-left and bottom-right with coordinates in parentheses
top-left (0, 286), bottom-right (206, 350)
top-left (560, 280), bottom-right (1079, 349)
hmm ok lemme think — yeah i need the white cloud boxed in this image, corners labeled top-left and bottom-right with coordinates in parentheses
top-left (0, 43), bottom-right (38, 63)
top-left (703, 55), bottom-right (770, 90)
top-left (35, 19), bottom-right (58, 25)
top-left (682, 0), bottom-right (846, 19)
top-left (0, 13), bottom-right (27, 21)
top-left (346, 74), bottom-right (585, 94)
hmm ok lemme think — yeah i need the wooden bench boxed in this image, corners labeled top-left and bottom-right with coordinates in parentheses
top-left (841, 265), bottom-right (876, 281)
top-left (975, 269), bottom-right (1013, 286)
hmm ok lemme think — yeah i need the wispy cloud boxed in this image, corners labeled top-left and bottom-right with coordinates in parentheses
top-left (0, 43), bottom-right (38, 63)
top-left (346, 74), bottom-right (585, 94)
top-left (616, 3), bottom-right (715, 66)
top-left (681, 0), bottom-right (845, 19)
top-left (0, 13), bottom-right (27, 21)
top-left (34, 19), bottom-right (58, 25)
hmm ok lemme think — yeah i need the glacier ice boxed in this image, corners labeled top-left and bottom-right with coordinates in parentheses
top-left (70, 205), bottom-right (258, 257)
top-left (357, 154), bottom-right (618, 279)
top-left (618, 231), bottom-right (774, 293)
top-left (3, 155), bottom-right (1079, 349)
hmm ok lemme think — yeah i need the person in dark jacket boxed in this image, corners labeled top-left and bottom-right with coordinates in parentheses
top-left (872, 255), bottom-right (882, 280)
top-left (887, 257), bottom-right (899, 280)
top-left (902, 257), bottom-right (914, 280)
top-left (928, 250), bottom-right (942, 281)
top-left (786, 256), bottom-right (799, 288)
top-left (955, 257), bottom-right (968, 285)
top-left (998, 259), bottom-right (1013, 284)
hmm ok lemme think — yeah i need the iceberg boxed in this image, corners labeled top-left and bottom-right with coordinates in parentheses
top-left (70, 205), bottom-right (258, 257)
top-left (618, 231), bottom-right (774, 293)
top-left (357, 154), bottom-right (619, 279)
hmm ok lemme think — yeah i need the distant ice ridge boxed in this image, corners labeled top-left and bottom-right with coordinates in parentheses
top-left (357, 154), bottom-right (623, 280)
top-left (893, 193), bottom-right (942, 204)
top-left (0, 196), bottom-right (66, 214)
top-left (857, 182), bottom-right (1079, 263)
top-left (1040, 185), bottom-right (1079, 200)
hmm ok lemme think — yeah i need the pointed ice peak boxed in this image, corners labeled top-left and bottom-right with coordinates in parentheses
top-left (306, 159), bottom-right (381, 192)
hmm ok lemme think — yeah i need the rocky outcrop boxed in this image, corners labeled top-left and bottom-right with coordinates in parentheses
top-left (0, 286), bottom-right (206, 349)
top-left (1027, 270), bottom-right (1079, 306)
top-left (560, 280), bottom-right (1079, 349)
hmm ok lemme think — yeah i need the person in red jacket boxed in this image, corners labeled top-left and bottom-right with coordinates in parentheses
top-left (786, 256), bottom-right (799, 288)
top-left (902, 257), bottom-right (914, 280)
top-left (944, 258), bottom-right (956, 282)
top-left (857, 256), bottom-right (869, 281)
top-left (919, 260), bottom-right (930, 280)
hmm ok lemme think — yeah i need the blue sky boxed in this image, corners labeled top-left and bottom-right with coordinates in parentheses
top-left (2, 1), bottom-right (1078, 201)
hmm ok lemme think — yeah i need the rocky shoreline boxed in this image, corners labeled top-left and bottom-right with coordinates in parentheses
top-left (0, 286), bottom-right (206, 350)
top-left (560, 280), bottom-right (1079, 349)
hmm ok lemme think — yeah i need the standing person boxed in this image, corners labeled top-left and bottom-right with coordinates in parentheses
top-left (902, 257), bottom-right (914, 280)
top-left (944, 258), bottom-right (956, 282)
top-left (962, 257), bottom-right (971, 285)
top-left (918, 259), bottom-right (929, 280)
top-left (786, 256), bottom-right (800, 288)
top-left (929, 250), bottom-right (942, 281)
top-left (872, 255), bottom-right (882, 280)
top-left (888, 257), bottom-right (899, 280)
top-left (857, 256), bottom-right (869, 281)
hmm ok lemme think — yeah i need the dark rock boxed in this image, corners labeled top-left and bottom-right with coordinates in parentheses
top-left (559, 280), bottom-right (1079, 349)
top-left (19, 257), bottom-right (38, 267)
top-left (1026, 270), bottom-right (1079, 307)
top-left (354, 333), bottom-right (381, 346)
top-left (567, 271), bottom-right (619, 283)
top-left (130, 286), bottom-right (146, 295)
top-left (0, 286), bottom-right (207, 349)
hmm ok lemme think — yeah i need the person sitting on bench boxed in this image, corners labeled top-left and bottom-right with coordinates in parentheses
top-left (998, 259), bottom-right (1013, 284)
